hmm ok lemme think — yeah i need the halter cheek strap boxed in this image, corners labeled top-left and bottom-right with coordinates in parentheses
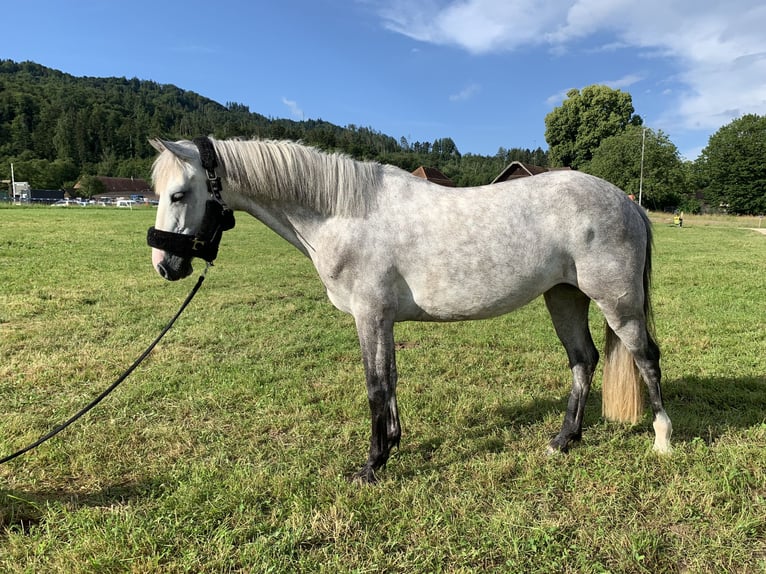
top-left (193, 136), bottom-right (225, 202)
top-left (147, 137), bottom-right (235, 263)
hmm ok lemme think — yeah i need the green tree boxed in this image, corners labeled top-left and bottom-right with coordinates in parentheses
top-left (432, 137), bottom-right (460, 159)
top-left (697, 114), bottom-right (766, 215)
top-left (582, 126), bottom-right (687, 210)
top-left (545, 85), bottom-right (642, 169)
top-left (75, 174), bottom-right (106, 199)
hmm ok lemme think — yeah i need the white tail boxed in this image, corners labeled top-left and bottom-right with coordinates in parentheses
top-left (602, 324), bottom-right (644, 424)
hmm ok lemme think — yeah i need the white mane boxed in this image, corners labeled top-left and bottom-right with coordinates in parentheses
top-left (211, 138), bottom-right (382, 217)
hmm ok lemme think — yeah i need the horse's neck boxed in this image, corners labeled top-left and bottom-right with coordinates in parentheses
top-left (227, 190), bottom-right (324, 258)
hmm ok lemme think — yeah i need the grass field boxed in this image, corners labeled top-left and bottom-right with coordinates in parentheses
top-left (1, 205), bottom-right (764, 573)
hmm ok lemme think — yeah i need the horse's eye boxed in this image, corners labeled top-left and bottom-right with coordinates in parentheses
top-left (170, 191), bottom-right (185, 203)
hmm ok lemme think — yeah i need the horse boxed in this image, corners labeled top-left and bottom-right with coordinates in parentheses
top-left (147, 136), bottom-right (672, 482)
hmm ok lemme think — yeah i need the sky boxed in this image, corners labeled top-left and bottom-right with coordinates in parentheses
top-left (4, 0), bottom-right (766, 160)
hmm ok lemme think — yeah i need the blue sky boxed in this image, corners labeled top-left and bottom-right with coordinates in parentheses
top-left (4, 0), bottom-right (766, 160)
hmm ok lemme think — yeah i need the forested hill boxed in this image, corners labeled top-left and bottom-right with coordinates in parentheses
top-left (0, 60), bottom-right (547, 191)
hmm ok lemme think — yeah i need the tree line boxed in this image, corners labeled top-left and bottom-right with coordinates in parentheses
top-left (544, 85), bottom-right (766, 214)
top-left (0, 60), bottom-right (544, 194)
top-left (2, 60), bottom-right (763, 214)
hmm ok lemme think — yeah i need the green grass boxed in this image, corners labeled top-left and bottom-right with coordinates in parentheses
top-left (1, 205), bottom-right (765, 573)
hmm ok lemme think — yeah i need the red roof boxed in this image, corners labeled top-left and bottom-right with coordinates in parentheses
top-left (492, 162), bottom-right (571, 184)
top-left (95, 177), bottom-right (151, 193)
top-left (411, 166), bottom-right (455, 187)
top-left (74, 176), bottom-right (151, 192)
top-left (74, 176), bottom-right (157, 199)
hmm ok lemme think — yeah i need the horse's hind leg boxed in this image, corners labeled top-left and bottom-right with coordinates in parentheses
top-left (544, 284), bottom-right (600, 453)
top-left (353, 311), bottom-right (401, 483)
top-left (605, 317), bottom-right (672, 453)
top-left (636, 336), bottom-right (672, 453)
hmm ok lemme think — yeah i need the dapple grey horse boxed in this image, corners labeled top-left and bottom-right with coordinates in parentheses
top-left (148, 137), bottom-right (672, 482)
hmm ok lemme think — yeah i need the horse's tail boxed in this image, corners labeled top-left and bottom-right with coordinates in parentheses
top-left (602, 325), bottom-right (644, 423)
top-left (601, 210), bottom-right (653, 424)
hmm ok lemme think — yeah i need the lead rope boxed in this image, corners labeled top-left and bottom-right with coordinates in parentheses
top-left (0, 264), bottom-right (210, 466)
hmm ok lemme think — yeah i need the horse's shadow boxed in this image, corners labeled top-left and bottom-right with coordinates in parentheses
top-left (396, 374), bottom-right (766, 476)
top-left (0, 480), bottom-right (160, 536)
top-left (659, 375), bottom-right (766, 443)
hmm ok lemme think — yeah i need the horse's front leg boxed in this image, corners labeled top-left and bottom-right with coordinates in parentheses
top-left (353, 312), bottom-right (401, 483)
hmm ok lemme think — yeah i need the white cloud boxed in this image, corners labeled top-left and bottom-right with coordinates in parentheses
top-left (377, 0), bottom-right (562, 54)
top-left (545, 75), bottom-right (642, 107)
top-left (602, 74), bottom-right (644, 90)
top-left (546, 89), bottom-right (572, 107)
top-left (282, 97), bottom-right (304, 120)
top-left (375, 0), bottom-right (766, 137)
top-left (449, 83), bottom-right (481, 102)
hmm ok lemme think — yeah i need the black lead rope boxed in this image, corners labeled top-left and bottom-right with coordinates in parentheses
top-left (0, 268), bottom-right (208, 466)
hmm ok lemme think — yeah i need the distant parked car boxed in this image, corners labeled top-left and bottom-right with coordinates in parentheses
top-left (52, 199), bottom-right (85, 207)
top-left (115, 199), bottom-right (136, 208)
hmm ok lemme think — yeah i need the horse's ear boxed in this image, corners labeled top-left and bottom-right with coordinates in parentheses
top-left (149, 138), bottom-right (167, 153)
top-left (149, 139), bottom-right (198, 162)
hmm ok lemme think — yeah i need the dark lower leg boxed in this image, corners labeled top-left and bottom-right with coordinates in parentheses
top-left (355, 391), bottom-right (400, 482)
top-left (549, 363), bottom-right (595, 452)
top-left (354, 314), bottom-right (400, 482)
top-left (544, 286), bottom-right (598, 453)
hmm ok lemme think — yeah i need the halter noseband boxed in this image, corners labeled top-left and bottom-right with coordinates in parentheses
top-left (146, 137), bottom-right (235, 263)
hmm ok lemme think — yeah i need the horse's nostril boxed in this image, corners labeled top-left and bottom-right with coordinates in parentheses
top-left (154, 259), bottom-right (190, 281)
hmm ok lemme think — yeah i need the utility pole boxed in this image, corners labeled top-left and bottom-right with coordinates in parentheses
top-left (638, 128), bottom-right (646, 207)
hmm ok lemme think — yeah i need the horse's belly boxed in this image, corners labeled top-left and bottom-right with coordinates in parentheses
top-left (395, 273), bottom-right (557, 322)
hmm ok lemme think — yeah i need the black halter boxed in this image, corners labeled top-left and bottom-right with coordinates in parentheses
top-left (146, 137), bottom-right (235, 263)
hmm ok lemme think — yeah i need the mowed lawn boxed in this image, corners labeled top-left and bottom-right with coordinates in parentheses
top-left (1, 205), bottom-right (764, 573)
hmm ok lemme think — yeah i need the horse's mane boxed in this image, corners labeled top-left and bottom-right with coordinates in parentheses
top-left (210, 138), bottom-right (382, 217)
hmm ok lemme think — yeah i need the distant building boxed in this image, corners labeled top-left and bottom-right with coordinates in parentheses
top-left (492, 161), bottom-right (571, 184)
top-left (411, 166), bottom-right (455, 187)
top-left (2, 181), bottom-right (63, 203)
top-left (10, 181), bottom-right (31, 200)
top-left (75, 176), bottom-right (156, 202)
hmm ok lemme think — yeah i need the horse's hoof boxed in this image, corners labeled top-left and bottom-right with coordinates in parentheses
top-left (546, 445), bottom-right (562, 456)
top-left (652, 413), bottom-right (673, 455)
top-left (546, 437), bottom-right (570, 455)
top-left (351, 465), bottom-right (378, 484)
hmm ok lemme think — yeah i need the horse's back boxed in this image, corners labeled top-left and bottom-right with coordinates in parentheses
top-left (387, 168), bottom-right (635, 226)
top-left (382, 168), bottom-right (646, 268)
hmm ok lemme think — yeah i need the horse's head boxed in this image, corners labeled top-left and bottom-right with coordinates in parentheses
top-left (147, 138), bottom-right (234, 281)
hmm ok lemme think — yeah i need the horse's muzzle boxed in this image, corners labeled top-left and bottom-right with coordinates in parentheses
top-left (153, 249), bottom-right (193, 281)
